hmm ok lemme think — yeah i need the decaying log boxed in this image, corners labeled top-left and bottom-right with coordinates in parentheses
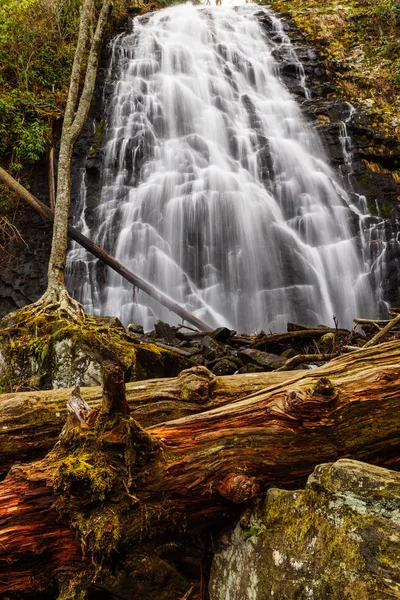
top-left (251, 327), bottom-right (352, 350)
top-left (276, 352), bottom-right (339, 371)
top-left (363, 313), bottom-right (400, 348)
top-left (0, 167), bottom-right (212, 332)
top-left (1, 341), bottom-right (400, 596)
top-left (0, 367), bottom-right (291, 478)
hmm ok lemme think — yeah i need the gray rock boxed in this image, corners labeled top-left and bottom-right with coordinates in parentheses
top-left (210, 327), bottom-right (234, 343)
top-left (212, 359), bottom-right (239, 376)
top-left (209, 459), bottom-right (400, 600)
top-left (127, 322), bottom-right (145, 335)
top-left (237, 348), bottom-right (286, 370)
top-left (52, 338), bottom-right (103, 389)
top-left (202, 336), bottom-right (227, 361)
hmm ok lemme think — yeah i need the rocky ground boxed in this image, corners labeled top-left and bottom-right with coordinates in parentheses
top-left (1, 299), bottom-right (397, 393)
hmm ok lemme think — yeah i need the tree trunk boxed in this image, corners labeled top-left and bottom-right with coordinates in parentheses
top-left (43, 0), bottom-right (112, 303)
top-left (1, 341), bottom-right (400, 596)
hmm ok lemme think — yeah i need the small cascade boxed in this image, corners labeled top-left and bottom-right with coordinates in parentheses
top-left (337, 103), bottom-right (400, 316)
top-left (67, 2), bottom-right (383, 332)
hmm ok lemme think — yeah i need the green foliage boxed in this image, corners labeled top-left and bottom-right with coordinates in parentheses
top-left (0, 0), bottom-right (138, 182)
top-left (368, 0), bottom-right (399, 23)
top-left (0, 0), bottom-right (77, 176)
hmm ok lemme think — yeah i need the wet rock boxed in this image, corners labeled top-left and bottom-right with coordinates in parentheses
top-left (209, 459), bottom-right (400, 600)
top-left (209, 327), bottom-right (234, 343)
top-left (201, 336), bottom-right (227, 362)
top-left (154, 320), bottom-right (177, 344)
top-left (237, 348), bottom-right (286, 371)
top-left (97, 316), bottom-right (125, 329)
top-left (188, 354), bottom-right (207, 367)
top-left (127, 322), bottom-right (145, 335)
top-left (281, 348), bottom-right (296, 358)
top-left (212, 358), bottom-right (239, 376)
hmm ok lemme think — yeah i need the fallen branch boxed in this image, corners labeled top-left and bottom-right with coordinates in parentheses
top-left (252, 328), bottom-right (350, 350)
top-left (0, 167), bottom-right (212, 332)
top-left (363, 313), bottom-right (400, 348)
top-left (276, 352), bottom-right (339, 371)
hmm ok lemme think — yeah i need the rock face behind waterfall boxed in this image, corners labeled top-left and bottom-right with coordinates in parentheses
top-left (209, 459), bottom-right (400, 600)
top-left (66, 3), bottom-right (394, 334)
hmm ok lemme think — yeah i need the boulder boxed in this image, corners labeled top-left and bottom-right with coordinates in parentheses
top-left (212, 358), bottom-right (239, 376)
top-left (210, 459), bottom-right (400, 600)
top-left (209, 327), bottom-right (234, 343)
top-left (0, 308), bottom-right (190, 391)
top-left (201, 335), bottom-right (227, 362)
top-left (237, 348), bottom-right (286, 370)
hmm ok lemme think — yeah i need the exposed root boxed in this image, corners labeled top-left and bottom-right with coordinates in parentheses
top-left (25, 286), bottom-right (87, 324)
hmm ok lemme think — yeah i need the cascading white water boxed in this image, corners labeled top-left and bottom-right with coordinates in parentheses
top-left (67, 2), bottom-right (378, 333)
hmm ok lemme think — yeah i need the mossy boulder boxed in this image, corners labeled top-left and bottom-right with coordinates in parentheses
top-left (0, 308), bottom-right (190, 391)
top-left (209, 459), bottom-right (400, 600)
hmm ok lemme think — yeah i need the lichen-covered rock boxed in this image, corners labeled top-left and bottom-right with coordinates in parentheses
top-left (0, 308), bottom-right (190, 391)
top-left (209, 459), bottom-right (400, 600)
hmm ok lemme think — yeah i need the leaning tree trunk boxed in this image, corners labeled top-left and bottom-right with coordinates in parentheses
top-left (1, 341), bottom-right (400, 597)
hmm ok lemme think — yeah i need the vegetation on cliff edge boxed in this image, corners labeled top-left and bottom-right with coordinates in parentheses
top-left (268, 0), bottom-right (400, 143)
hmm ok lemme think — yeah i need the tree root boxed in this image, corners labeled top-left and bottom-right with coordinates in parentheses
top-left (25, 286), bottom-right (87, 324)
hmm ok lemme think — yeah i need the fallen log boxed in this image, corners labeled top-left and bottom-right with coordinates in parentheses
top-left (363, 313), bottom-right (400, 348)
top-left (0, 367), bottom-right (291, 478)
top-left (0, 167), bottom-right (212, 332)
top-left (276, 351), bottom-right (340, 371)
top-left (1, 341), bottom-right (400, 596)
top-left (251, 327), bottom-right (353, 350)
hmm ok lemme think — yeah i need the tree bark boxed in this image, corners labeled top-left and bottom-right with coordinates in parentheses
top-left (46, 0), bottom-right (112, 299)
top-left (1, 341), bottom-right (400, 596)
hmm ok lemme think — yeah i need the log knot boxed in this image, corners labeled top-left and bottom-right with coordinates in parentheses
top-left (284, 377), bottom-right (338, 420)
top-left (178, 366), bottom-right (216, 404)
top-left (216, 473), bottom-right (259, 504)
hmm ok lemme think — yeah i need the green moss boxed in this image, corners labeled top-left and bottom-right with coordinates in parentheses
top-left (52, 450), bottom-right (115, 502)
top-left (242, 526), bottom-right (261, 540)
top-left (0, 307), bottom-right (187, 390)
top-left (87, 119), bottom-right (105, 157)
top-left (257, 461), bottom-right (400, 599)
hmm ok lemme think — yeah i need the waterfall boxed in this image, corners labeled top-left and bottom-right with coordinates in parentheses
top-left (67, 1), bottom-right (379, 333)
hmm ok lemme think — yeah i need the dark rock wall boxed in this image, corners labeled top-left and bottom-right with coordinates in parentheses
top-left (0, 162), bottom-right (52, 316)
